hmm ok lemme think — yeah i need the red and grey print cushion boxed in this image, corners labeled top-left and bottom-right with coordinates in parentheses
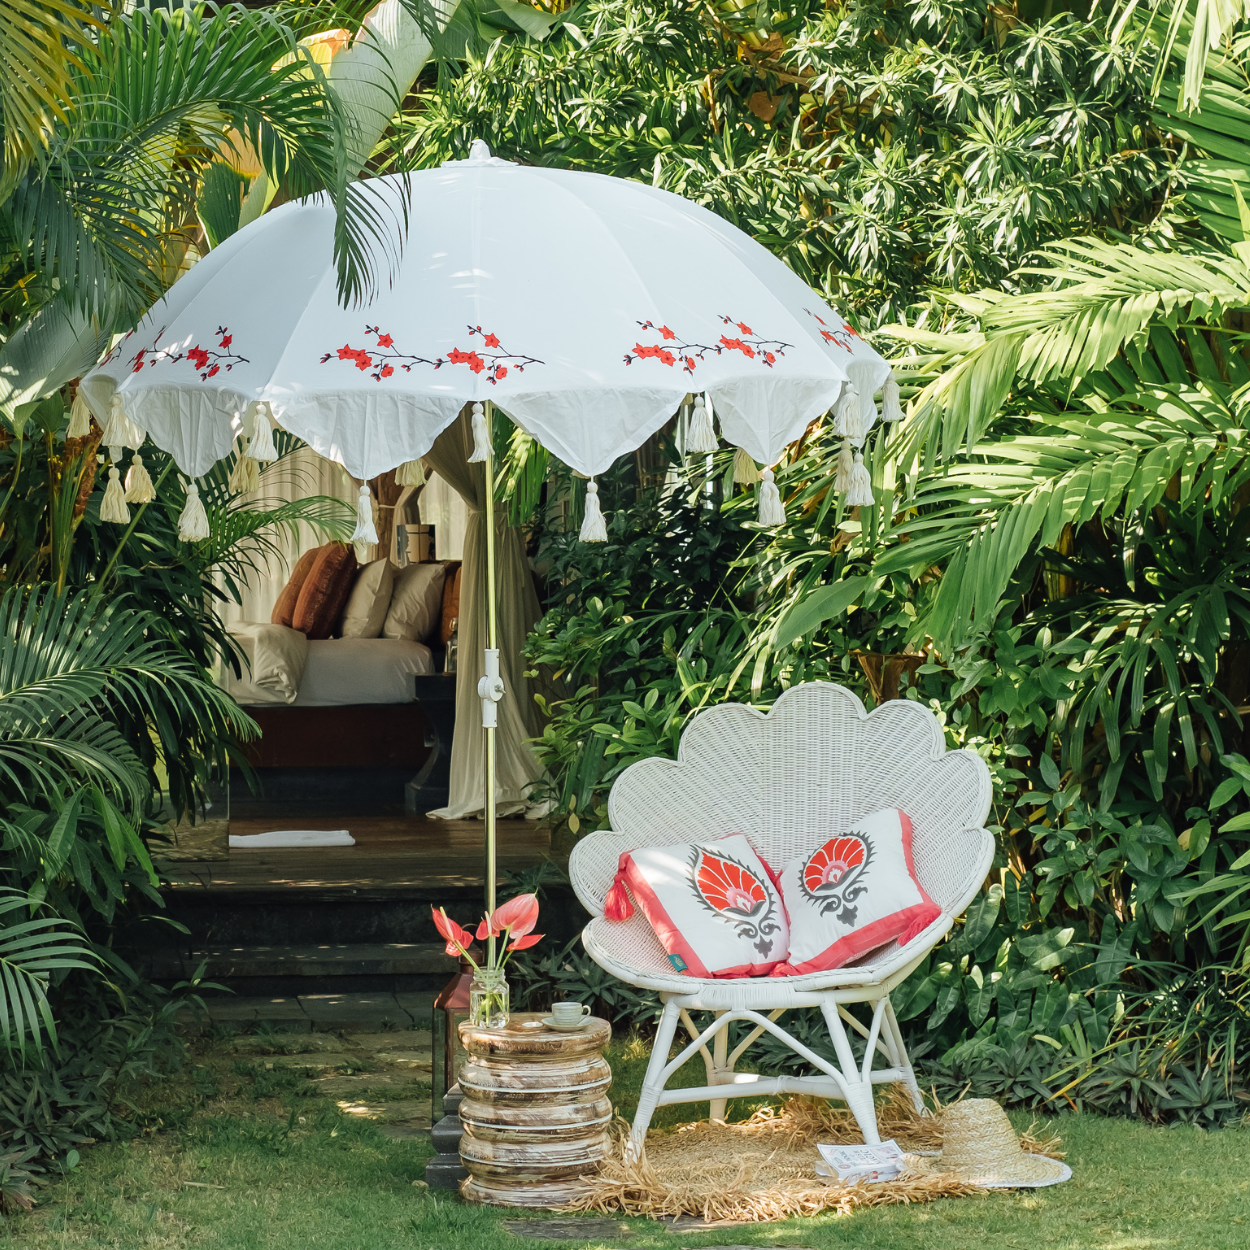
top-left (602, 834), bottom-right (789, 977)
top-left (771, 808), bottom-right (940, 976)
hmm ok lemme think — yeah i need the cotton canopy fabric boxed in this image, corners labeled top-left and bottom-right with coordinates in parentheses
top-left (78, 145), bottom-right (890, 480)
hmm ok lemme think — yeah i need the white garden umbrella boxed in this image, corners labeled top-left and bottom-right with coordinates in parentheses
top-left (80, 141), bottom-right (897, 918)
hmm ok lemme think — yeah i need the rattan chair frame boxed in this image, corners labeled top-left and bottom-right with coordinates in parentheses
top-left (568, 682), bottom-right (993, 1156)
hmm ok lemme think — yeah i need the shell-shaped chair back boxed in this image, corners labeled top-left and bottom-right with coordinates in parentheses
top-left (571, 683), bottom-right (993, 933)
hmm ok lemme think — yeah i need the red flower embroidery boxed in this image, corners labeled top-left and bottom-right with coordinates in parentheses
top-left (805, 308), bottom-right (855, 352)
top-left (323, 326), bottom-right (541, 384)
top-left (219, 333), bottom-right (233, 349)
top-left (122, 324), bottom-right (248, 381)
top-left (187, 346), bottom-right (210, 370)
top-left (207, 365), bottom-right (220, 377)
top-left (626, 317), bottom-right (790, 374)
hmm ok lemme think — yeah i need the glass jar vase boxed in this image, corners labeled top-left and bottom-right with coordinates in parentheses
top-left (468, 967), bottom-right (509, 1029)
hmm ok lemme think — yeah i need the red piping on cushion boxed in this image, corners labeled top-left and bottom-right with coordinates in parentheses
top-left (604, 852), bottom-right (634, 921)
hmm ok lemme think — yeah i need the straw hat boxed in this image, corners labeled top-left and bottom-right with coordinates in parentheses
top-left (903, 1099), bottom-right (1071, 1189)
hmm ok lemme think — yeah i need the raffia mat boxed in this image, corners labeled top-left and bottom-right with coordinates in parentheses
top-left (562, 1086), bottom-right (1065, 1223)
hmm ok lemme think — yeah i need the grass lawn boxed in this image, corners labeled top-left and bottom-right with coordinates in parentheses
top-left (4, 1029), bottom-right (1248, 1250)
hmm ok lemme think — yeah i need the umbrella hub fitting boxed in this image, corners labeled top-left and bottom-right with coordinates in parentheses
top-left (478, 648), bottom-right (505, 728)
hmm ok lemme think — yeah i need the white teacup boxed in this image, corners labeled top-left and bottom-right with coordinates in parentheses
top-left (550, 1001), bottom-right (591, 1026)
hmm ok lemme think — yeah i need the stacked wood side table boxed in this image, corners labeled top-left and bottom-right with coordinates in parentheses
top-left (458, 1012), bottom-right (612, 1208)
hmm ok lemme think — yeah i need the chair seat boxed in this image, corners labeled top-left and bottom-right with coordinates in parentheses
top-left (583, 911), bottom-right (952, 999)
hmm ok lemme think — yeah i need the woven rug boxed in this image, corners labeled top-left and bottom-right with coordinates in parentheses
top-left (565, 1088), bottom-right (1064, 1222)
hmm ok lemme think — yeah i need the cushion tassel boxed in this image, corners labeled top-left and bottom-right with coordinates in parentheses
top-left (881, 371), bottom-right (904, 423)
top-left (603, 856), bottom-right (634, 921)
top-left (124, 454), bottom-right (155, 504)
top-left (757, 468), bottom-right (786, 525)
top-left (846, 450), bottom-right (875, 507)
top-left (579, 479), bottom-right (608, 542)
top-left (99, 467), bottom-right (130, 524)
top-left (67, 392), bottom-right (92, 439)
top-left (467, 401), bottom-right (490, 463)
top-left (246, 401), bottom-right (277, 462)
top-left (835, 439), bottom-right (854, 494)
top-left (733, 446), bottom-right (761, 486)
top-left (228, 448), bottom-right (260, 495)
top-left (685, 396), bottom-right (718, 454)
top-left (178, 480), bottom-right (210, 542)
top-left (395, 459), bottom-right (425, 487)
top-left (351, 484), bottom-right (378, 544)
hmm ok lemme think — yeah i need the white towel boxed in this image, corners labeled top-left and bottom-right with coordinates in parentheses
top-left (229, 830), bottom-right (355, 848)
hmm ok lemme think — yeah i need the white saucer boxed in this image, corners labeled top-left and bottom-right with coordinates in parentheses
top-left (541, 1016), bottom-right (590, 1031)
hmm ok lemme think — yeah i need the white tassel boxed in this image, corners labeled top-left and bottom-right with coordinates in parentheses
top-left (733, 446), bottom-right (761, 486)
top-left (103, 395), bottom-right (131, 448)
top-left (846, 450), bottom-right (875, 507)
top-left (881, 372), bottom-right (904, 423)
top-left (228, 450), bottom-right (260, 496)
top-left (685, 397), bottom-right (718, 454)
top-left (835, 439), bottom-right (854, 494)
top-left (833, 384), bottom-right (862, 442)
top-left (579, 479), bottom-right (608, 542)
top-left (395, 460), bottom-right (425, 487)
top-left (124, 454), bottom-right (155, 504)
top-left (351, 484), bottom-right (378, 545)
top-left (757, 468), bottom-right (786, 525)
top-left (246, 402), bottom-right (277, 462)
top-left (467, 402), bottom-right (490, 463)
top-left (178, 480), bottom-right (210, 542)
top-left (67, 392), bottom-right (92, 439)
top-left (99, 467), bottom-right (130, 524)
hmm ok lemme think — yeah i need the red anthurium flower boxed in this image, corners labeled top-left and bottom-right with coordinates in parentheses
top-left (483, 332), bottom-right (500, 348)
top-left (490, 892), bottom-right (540, 939)
top-left (432, 907), bottom-right (473, 957)
top-left (507, 933), bottom-right (543, 952)
top-left (475, 917), bottom-right (497, 941)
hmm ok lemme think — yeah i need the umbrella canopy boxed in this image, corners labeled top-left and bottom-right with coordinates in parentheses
top-left (80, 142), bottom-right (892, 482)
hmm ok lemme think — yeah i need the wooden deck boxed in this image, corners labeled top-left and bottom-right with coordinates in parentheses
top-left (162, 815), bottom-right (550, 898)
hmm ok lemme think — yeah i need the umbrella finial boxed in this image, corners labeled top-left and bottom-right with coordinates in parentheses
top-left (469, 139), bottom-right (493, 163)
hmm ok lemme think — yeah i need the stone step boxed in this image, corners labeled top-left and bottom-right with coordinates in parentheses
top-left (148, 942), bottom-right (455, 980)
top-left (179, 990), bottom-right (436, 1032)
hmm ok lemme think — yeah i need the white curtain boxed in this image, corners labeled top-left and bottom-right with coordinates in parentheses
top-left (423, 409), bottom-right (545, 820)
top-left (219, 447), bottom-right (361, 629)
top-left (417, 470), bottom-right (468, 560)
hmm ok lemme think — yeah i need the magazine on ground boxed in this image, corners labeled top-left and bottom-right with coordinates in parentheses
top-left (815, 1140), bottom-right (905, 1184)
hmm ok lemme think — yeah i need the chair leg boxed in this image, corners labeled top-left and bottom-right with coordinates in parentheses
top-left (708, 1012), bottom-right (730, 1122)
top-left (819, 999), bottom-right (880, 1145)
top-left (881, 997), bottom-right (924, 1113)
top-left (628, 997), bottom-right (680, 1161)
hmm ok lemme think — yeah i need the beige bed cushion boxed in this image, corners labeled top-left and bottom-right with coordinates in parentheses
top-left (339, 557), bottom-right (395, 639)
top-left (383, 561), bottom-right (446, 642)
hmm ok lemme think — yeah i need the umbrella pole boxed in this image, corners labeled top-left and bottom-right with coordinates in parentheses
top-left (481, 400), bottom-right (500, 952)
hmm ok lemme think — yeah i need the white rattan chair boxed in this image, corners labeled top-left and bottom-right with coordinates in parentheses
top-left (569, 682), bottom-right (993, 1156)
